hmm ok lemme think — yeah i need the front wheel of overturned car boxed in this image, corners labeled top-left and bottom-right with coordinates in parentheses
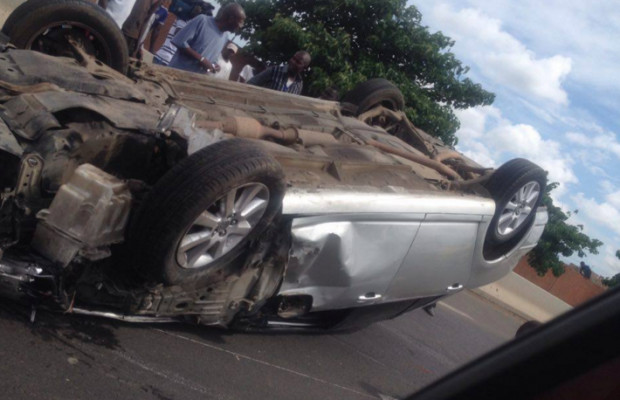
top-left (3, 0), bottom-right (129, 73)
top-left (130, 139), bottom-right (285, 286)
top-left (484, 158), bottom-right (547, 246)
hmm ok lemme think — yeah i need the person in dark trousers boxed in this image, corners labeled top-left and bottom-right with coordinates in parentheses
top-left (247, 51), bottom-right (311, 95)
top-left (579, 261), bottom-right (592, 279)
top-left (168, 3), bottom-right (245, 74)
top-left (99, 0), bottom-right (137, 28)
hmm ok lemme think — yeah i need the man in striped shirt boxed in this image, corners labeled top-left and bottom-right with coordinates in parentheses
top-left (248, 51), bottom-right (311, 95)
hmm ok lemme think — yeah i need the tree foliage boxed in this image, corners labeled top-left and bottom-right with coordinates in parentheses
top-left (229, 0), bottom-right (495, 145)
top-left (601, 251), bottom-right (620, 288)
top-left (528, 183), bottom-right (603, 277)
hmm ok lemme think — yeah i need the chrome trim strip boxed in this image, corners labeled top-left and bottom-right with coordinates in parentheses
top-left (282, 187), bottom-right (495, 216)
top-left (71, 308), bottom-right (179, 323)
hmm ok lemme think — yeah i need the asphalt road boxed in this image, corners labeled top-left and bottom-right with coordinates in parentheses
top-left (0, 291), bottom-right (524, 400)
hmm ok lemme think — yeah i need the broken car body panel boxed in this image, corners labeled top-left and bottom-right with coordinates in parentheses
top-left (0, 46), bottom-right (547, 330)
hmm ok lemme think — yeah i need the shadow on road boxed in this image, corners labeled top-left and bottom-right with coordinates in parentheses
top-left (0, 299), bottom-right (122, 350)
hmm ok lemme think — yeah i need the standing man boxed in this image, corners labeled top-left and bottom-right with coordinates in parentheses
top-left (168, 3), bottom-right (245, 74)
top-left (247, 51), bottom-right (311, 95)
top-left (212, 43), bottom-right (238, 80)
top-left (153, 3), bottom-right (214, 65)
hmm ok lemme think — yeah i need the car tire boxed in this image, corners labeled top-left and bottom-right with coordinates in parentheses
top-left (130, 139), bottom-right (285, 286)
top-left (4, 0), bottom-right (129, 74)
top-left (484, 158), bottom-right (546, 246)
top-left (341, 78), bottom-right (405, 115)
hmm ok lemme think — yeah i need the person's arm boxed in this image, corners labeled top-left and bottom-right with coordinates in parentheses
top-left (171, 16), bottom-right (219, 73)
top-left (247, 67), bottom-right (273, 87)
top-left (181, 47), bottom-right (218, 72)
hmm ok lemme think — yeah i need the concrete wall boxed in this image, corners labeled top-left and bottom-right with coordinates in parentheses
top-left (474, 272), bottom-right (572, 322)
top-left (514, 258), bottom-right (606, 307)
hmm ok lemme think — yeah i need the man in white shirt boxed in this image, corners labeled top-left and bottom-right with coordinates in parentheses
top-left (99, 0), bottom-right (137, 28)
top-left (238, 64), bottom-right (254, 83)
top-left (212, 43), bottom-right (238, 80)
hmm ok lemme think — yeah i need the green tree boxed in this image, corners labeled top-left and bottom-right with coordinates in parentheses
top-left (528, 183), bottom-right (603, 277)
top-left (601, 250), bottom-right (620, 288)
top-left (230, 0), bottom-right (495, 145)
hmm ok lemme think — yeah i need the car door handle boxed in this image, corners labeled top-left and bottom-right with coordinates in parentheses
top-left (446, 284), bottom-right (463, 292)
top-left (358, 293), bottom-right (382, 301)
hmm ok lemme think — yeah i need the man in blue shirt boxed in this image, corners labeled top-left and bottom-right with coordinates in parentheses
top-left (169, 3), bottom-right (245, 74)
top-left (248, 51), bottom-right (311, 95)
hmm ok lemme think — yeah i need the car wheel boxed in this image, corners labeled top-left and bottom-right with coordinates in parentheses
top-left (484, 158), bottom-right (547, 246)
top-left (130, 139), bottom-right (285, 286)
top-left (341, 78), bottom-right (405, 115)
top-left (3, 0), bottom-right (129, 74)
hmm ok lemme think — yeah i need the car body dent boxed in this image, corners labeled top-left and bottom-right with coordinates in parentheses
top-left (0, 44), bottom-right (549, 330)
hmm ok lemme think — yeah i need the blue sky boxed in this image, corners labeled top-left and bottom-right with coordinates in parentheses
top-left (412, 0), bottom-right (620, 277)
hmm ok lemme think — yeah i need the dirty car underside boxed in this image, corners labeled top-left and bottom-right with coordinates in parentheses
top-left (0, 44), bottom-right (547, 331)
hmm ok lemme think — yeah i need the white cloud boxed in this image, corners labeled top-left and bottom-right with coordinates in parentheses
top-left (425, 4), bottom-right (572, 104)
top-left (572, 193), bottom-right (620, 237)
top-left (606, 190), bottom-right (620, 209)
top-left (455, 106), bottom-right (577, 199)
top-left (599, 245), bottom-right (620, 278)
top-left (417, 0), bottom-right (620, 96)
top-left (600, 180), bottom-right (616, 194)
top-left (566, 131), bottom-right (620, 160)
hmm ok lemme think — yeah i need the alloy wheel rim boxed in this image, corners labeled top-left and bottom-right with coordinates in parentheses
top-left (496, 181), bottom-right (540, 237)
top-left (176, 183), bottom-right (270, 269)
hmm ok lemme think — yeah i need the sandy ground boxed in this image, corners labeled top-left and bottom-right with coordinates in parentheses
top-left (0, 0), bottom-right (24, 27)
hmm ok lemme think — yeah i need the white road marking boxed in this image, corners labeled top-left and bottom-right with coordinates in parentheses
top-left (113, 349), bottom-right (230, 399)
top-left (438, 302), bottom-right (475, 322)
top-left (154, 329), bottom-right (378, 399)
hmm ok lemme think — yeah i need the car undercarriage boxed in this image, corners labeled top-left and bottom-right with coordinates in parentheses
top-left (0, 37), bottom-right (547, 331)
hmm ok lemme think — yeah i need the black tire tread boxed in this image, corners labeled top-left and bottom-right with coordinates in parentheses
top-left (5, 0), bottom-right (128, 73)
top-left (341, 78), bottom-right (405, 115)
top-left (2, 0), bottom-right (49, 36)
top-left (484, 158), bottom-right (547, 245)
top-left (131, 139), bottom-right (285, 286)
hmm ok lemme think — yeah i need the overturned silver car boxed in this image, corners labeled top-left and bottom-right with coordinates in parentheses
top-left (0, 34), bottom-right (547, 330)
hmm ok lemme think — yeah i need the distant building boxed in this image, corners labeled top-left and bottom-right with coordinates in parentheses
top-left (514, 258), bottom-right (606, 307)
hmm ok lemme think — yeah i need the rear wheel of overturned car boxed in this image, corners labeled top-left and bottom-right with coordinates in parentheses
top-left (3, 0), bottom-right (129, 73)
top-left (340, 78), bottom-right (406, 116)
top-left (131, 139), bottom-right (285, 286)
top-left (484, 158), bottom-right (547, 246)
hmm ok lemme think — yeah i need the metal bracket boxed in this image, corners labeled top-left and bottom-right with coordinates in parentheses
top-left (15, 154), bottom-right (43, 213)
